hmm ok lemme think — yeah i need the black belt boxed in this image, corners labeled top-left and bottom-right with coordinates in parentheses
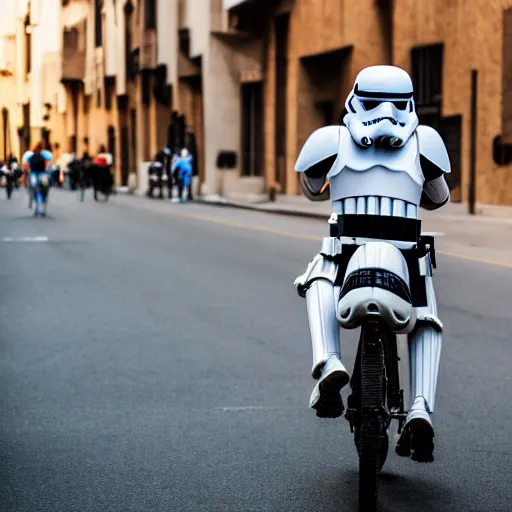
top-left (330, 214), bottom-right (422, 243)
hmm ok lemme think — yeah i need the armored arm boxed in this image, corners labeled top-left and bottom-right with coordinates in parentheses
top-left (295, 126), bottom-right (341, 201)
top-left (417, 125), bottom-right (451, 210)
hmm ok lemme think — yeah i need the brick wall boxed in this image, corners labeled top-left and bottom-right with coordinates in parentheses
top-left (264, 0), bottom-right (392, 195)
top-left (395, 0), bottom-right (512, 206)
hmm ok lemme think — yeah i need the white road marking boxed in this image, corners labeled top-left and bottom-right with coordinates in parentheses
top-left (215, 406), bottom-right (296, 412)
top-left (2, 236), bottom-right (49, 243)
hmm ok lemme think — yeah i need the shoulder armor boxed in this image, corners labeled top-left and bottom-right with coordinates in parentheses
top-left (416, 125), bottom-right (451, 174)
top-left (295, 126), bottom-right (341, 172)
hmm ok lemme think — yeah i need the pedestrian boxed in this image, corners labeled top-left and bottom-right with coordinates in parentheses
top-left (162, 147), bottom-right (173, 199)
top-left (7, 154), bottom-right (21, 189)
top-left (91, 144), bottom-right (114, 201)
top-left (24, 142), bottom-right (52, 215)
top-left (147, 150), bottom-right (166, 199)
top-left (95, 144), bottom-right (114, 167)
top-left (50, 142), bottom-right (64, 187)
top-left (172, 148), bottom-right (193, 202)
top-left (169, 150), bottom-right (180, 201)
top-left (8, 153), bottom-right (18, 168)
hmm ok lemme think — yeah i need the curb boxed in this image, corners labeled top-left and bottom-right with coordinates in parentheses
top-left (195, 197), bottom-right (329, 220)
top-left (195, 197), bottom-right (512, 226)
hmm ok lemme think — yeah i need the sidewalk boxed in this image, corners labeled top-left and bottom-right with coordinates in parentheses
top-left (196, 192), bottom-right (512, 268)
top-left (197, 191), bottom-right (512, 220)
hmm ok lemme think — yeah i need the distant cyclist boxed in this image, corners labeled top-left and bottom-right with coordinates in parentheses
top-left (23, 143), bottom-right (53, 215)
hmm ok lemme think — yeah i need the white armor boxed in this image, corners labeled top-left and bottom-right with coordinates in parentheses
top-left (294, 65), bottom-right (450, 461)
top-left (343, 65), bottom-right (419, 148)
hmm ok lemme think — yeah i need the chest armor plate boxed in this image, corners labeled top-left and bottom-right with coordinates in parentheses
top-left (329, 129), bottom-right (425, 206)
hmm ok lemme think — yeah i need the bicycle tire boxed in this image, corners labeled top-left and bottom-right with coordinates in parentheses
top-left (358, 323), bottom-right (387, 512)
top-left (349, 338), bottom-right (390, 472)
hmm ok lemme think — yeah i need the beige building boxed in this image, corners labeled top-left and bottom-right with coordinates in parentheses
top-left (177, 0), bottom-right (268, 195)
top-left (60, 0), bottom-right (127, 183)
top-left (393, 0), bottom-right (512, 206)
top-left (2, 0), bottom-right (512, 207)
top-left (0, 0), bottom-right (19, 160)
top-left (60, 0), bottom-right (178, 189)
top-left (225, 0), bottom-right (512, 207)
top-left (0, 0), bottom-right (64, 161)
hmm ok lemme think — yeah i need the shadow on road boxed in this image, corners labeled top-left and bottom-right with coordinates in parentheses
top-left (302, 468), bottom-right (454, 512)
top-left (11, 214), bottom-right (61, 221)
top-left (378, 469), bottom-right (454, 512)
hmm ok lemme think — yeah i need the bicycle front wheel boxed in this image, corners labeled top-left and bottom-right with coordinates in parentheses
top-left (358, 323), bottom-right (388, 512)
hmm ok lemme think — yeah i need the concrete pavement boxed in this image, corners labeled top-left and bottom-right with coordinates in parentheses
top-left (1, 188), bottom-right (512, 512)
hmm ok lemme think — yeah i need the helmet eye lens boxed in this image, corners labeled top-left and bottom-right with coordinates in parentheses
top-left (362, 100), bottom-right (382, 111)
top-left (392, 101), bottom-right (408, 110)
top-left (362, 100), bottom-right (409, 111)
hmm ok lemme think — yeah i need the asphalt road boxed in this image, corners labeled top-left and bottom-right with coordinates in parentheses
top-left (1, 188), bottom-right (511, 512)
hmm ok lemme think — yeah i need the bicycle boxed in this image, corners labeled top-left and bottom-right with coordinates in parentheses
top-left (340, 235), bottom-right (436, 511)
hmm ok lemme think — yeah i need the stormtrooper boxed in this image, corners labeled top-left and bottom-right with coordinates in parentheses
top-left (294, 65), bottom-right (450, 462)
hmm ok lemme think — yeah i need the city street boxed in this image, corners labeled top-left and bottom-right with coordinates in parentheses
top-left (1, 189), bottom-right (512, 512)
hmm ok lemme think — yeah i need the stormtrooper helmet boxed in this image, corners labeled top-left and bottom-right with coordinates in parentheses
top-left (181, 148), bottom-right (189, 159)
top-left (343, 65), bottom-right (419, 149)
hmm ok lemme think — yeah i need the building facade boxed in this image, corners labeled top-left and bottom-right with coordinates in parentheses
top-left (0, 0), bottom-right (19, 161)
top-left (0, 0), bottom-right (64, 162)
top-left (225, 0), bottom-right (512, 206)
top-left (1, 0), bottom-right (511, 207)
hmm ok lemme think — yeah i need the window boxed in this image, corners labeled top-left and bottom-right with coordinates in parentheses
top-left (70, 134), bottom-right (77, 154)
top-left (104, 77), bottom-right (115, 111)
top-left (83, 94), bottom-right (90, 114)
top-left (120, 125), bottom-right (130, 186)
top-left (24, 15), bottom-right (31, 75)
top-left (107, 125), bottom-right (116, 163)
top-left (502, 8), bottom-right (512, 143)
top-left (141, 71), bottom-right (151, 106)
top-left (130, 108), bottom-right (137, 177)
top-left (145, 0), bottom-right (156, 30)
top-left (64, 27), bottom-right (79, 51)
top-left (95, 0), bottom-right (103, 47)
top-left (274, 13), bottom-right (290, 188)
top-left (21, 103), bottom-right (30, 154)
top-left (241, 82), bottom-right (263, 177)
top-left (125, 2), bottom-right (134, 81)
top-left (411, 44), bottom-right (444, 122)
top-left (412, 44), bottom-right (462, 193)
top-left (316, 101), bottom-right (335, 126)
top-left (439, 115), bottom-right (463, 191)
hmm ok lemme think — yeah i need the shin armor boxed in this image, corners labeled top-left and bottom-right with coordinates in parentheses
top-left (295, 238), bottom-right (343, 378)
top-left (408, 253), bottom-right (443, 413)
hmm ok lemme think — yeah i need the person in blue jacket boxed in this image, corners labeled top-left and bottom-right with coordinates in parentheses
top-left (22, 143), bottom-right (53, 212)
top-left (172, 148), bottom-right (193, 202)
